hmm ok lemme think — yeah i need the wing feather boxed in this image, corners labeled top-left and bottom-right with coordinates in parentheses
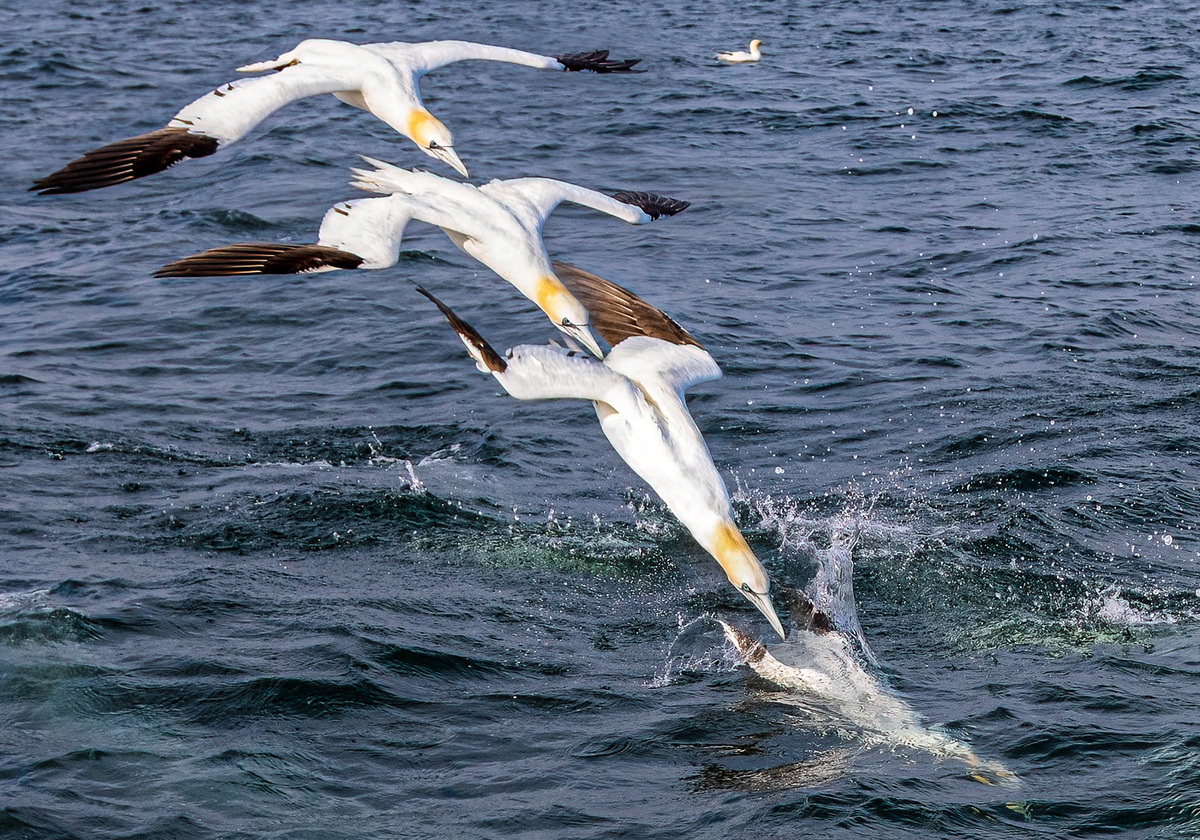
top-left (551, 260), bottom-right (703, 349)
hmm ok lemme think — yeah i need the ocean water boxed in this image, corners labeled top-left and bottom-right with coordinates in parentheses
top-left (3, 0), bottom-right (1200, 837)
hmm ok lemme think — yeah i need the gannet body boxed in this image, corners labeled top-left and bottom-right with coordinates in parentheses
top-left (418, 261), bottom-right (786, 638)
top-left (32, 39), bottom-right (641, 193)
top-left (155, 159), bottom-right (689, 357)
top-left (715, 40), bottom-right (763, 64)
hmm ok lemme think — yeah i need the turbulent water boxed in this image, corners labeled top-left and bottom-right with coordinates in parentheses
top-left (4, 0), bottom-right (1200, 837)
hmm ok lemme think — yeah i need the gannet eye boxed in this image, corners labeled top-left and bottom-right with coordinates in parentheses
top-left (561, 318), bottom-right (574, 327)
top-left (428, 141), bottom-right (442, 150)
top-left (741, 582), bottom-right (753, 592)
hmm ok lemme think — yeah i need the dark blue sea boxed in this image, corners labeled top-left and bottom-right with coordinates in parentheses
top-left (4, 1), bottom-right (1200, 837)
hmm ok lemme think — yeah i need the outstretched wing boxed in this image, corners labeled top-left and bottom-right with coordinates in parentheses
top-left (155, 195), bottom-right (414, 277)
top-left (363, 40), bottom-right (562, 76)
top-left (480, 178), bottom-right (687, 230)
top-left (31, 128), bottom-right (219, 194)
top-left (551, 260), bottom-right (702, 349)
top-left (552, 260), bottom-right (720, 396)
top-left (416, 287), bottom-right (508, 373)
top-left (154, 243), bottom-right (364, 277)
top-left (33, 67), bottom-right (364, 195)
top-left (418, 286), bottom-right (637, 406)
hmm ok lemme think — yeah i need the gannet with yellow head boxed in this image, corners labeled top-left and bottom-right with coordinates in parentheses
top-left (415, 261), bottom-right (786, 639)
top-left (155, 159), bottom-right (690, 358)
top-left (32, 38), bottom-right (642, 193)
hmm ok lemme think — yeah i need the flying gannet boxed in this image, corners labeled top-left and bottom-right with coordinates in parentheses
top-left (31, 39), bottom-right (641, 194)
top-left (155, 159), bottom-right (689, 358)
top-left (715, 40), bottom-right (763, 64)
top-left (416, 260), bottom-right (786, 639)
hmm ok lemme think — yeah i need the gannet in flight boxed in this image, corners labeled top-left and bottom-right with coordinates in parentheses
top-left (31, 39), bottom-right (641, 194)
top-left (715, 40), bottom-right (763, 64)
top-left (155, 159), bottom-right (689, 358)
top-left (416, 260), bottom-right (786, 639)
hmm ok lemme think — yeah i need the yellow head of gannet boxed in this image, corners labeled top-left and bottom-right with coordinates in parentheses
top-left (535, 275), bottom-right (603, 357)
top-left (710, 522), bottom-right (784, 639)
top-left (407, 110), bottom-right (468, 177)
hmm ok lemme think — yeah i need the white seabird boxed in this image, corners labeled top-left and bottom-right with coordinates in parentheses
top-left (31, 39), bottom-right (641, 194)
top-left (416, 260), bottom-right (786, 639)
top-left (155, 159), bottom-right (689, 358)
top-left (715, 40), bottom-right (763, 64)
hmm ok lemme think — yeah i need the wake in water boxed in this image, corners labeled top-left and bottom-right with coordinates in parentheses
top-left (718, 519), bottom-right (1015, 785)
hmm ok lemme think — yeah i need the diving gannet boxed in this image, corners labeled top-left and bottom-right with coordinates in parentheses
top-left (416, 261), bottom-right (786, 639)
top-left (715, 40), bottom-right (763, 64)
top-left (32, 39), bottom-right (641, 193)
top-left (155, 159), bottom-right (689, 358)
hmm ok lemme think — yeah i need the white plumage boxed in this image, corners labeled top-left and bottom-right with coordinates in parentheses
top-left (715, 39), bottom-right (763, 64)
top-left (418, 262), bottom-right (786, 639)
top-left (156, 159), bottom-right (690, 359)
top-left (33, 38), bottom-right (637, 193)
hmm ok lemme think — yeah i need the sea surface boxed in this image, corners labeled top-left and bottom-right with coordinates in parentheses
top-left (3, 0), bottom-right (1200, 837)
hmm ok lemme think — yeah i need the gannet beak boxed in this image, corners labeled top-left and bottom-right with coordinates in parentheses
top-left (740, 587), bottom-right (786, 640)
top-left (561, 323), bottom-right (604, 358)
top-left (426, 144), bottom-right (469, 178)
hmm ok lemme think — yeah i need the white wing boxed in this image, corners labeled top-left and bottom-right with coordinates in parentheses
top-left (362, 40), bottom-right (561, 76)
top-left (604, 335), bottom-right (722, 400)
top-left (168, 65), bottom-right (364, 145)
top-left (497, 345), bottom-right (641, 409)
top-left (479, 178), bottom-right (651, 231)
top-left (313, 196), bottom-right (417, 269)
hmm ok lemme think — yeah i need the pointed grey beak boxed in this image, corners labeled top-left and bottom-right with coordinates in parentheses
top-left (740, 587), bottom-right (786, 640)
top-left (426, 143), bottom-right (469, 178)
top-left (560, 322), bottom-right (604, 359)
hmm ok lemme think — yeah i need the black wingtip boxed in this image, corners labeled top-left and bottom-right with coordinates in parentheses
top-left (32, 127), bottom-right (219, 195)
top-left (555, 50), bottom-right (643, 73)
top-left (154, 243), bottom-right (364, 277)
top-left (610, 190), bottom-right (691, 220)
top-left (416, 287), bottom-right (508, 374)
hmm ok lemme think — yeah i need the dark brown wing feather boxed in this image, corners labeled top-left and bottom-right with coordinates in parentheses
top-left (551, 260), bottom-right (702, 349)
top-left (416, 287), bottom-right (508, 374)
top-left (154, 243), bottom-right (364, 277)
top-left (32, 127), bottom-right (220, 195)
top-left (555, 50), bottom-right (642, 73)
top-left (780, 587), bottom-right (835, 635)
top-left (609, 190), bottom-right (691, 220)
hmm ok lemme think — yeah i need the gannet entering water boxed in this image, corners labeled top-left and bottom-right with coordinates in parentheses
top-left (720, 528), bottom-right (1014, 783)
top-left (31, 39), bottom-right (641, 193)
top-left (715, 40), bottom-right (763, 64)
top-left (155, 159), bottom-right (688, 358)
top-left (417, 261), bottom-right (786, 639)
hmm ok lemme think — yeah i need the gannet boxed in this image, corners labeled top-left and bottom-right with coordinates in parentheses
top-left (715, 40), bottom-right (763, 64)
top-left (416, 261), bottom-right (786, 639)
top-left (721, 582), bottom-right (1014, 782)
top-left (155, 159), bottom-right (689, 358)
top-left (31, 39), bottom-right (641, 194)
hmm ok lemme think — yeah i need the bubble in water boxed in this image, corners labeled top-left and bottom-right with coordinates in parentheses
top-left (775, 466), bottom-right (785, 474)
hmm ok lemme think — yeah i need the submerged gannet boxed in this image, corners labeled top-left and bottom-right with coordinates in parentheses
top-left (715, 40), bottom-right (763, 64)
top-left (721, 557), bottom-right (1013, 782)
top-left (31, 39), bottom-right (641, 193)
top-left (156, 159), bottom-right (689, 358)
top-left (416, 261), bottom-right (786, 639)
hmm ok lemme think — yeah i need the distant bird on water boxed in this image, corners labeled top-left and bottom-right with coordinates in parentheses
top-left (155, 158), bottom-right (690, 358)
top-left (31, 39), bottom-right (642, 194)
top-left (715, 39), bottom-right (762, 64)
top-left (417, 261), bottom-right (787, 639)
